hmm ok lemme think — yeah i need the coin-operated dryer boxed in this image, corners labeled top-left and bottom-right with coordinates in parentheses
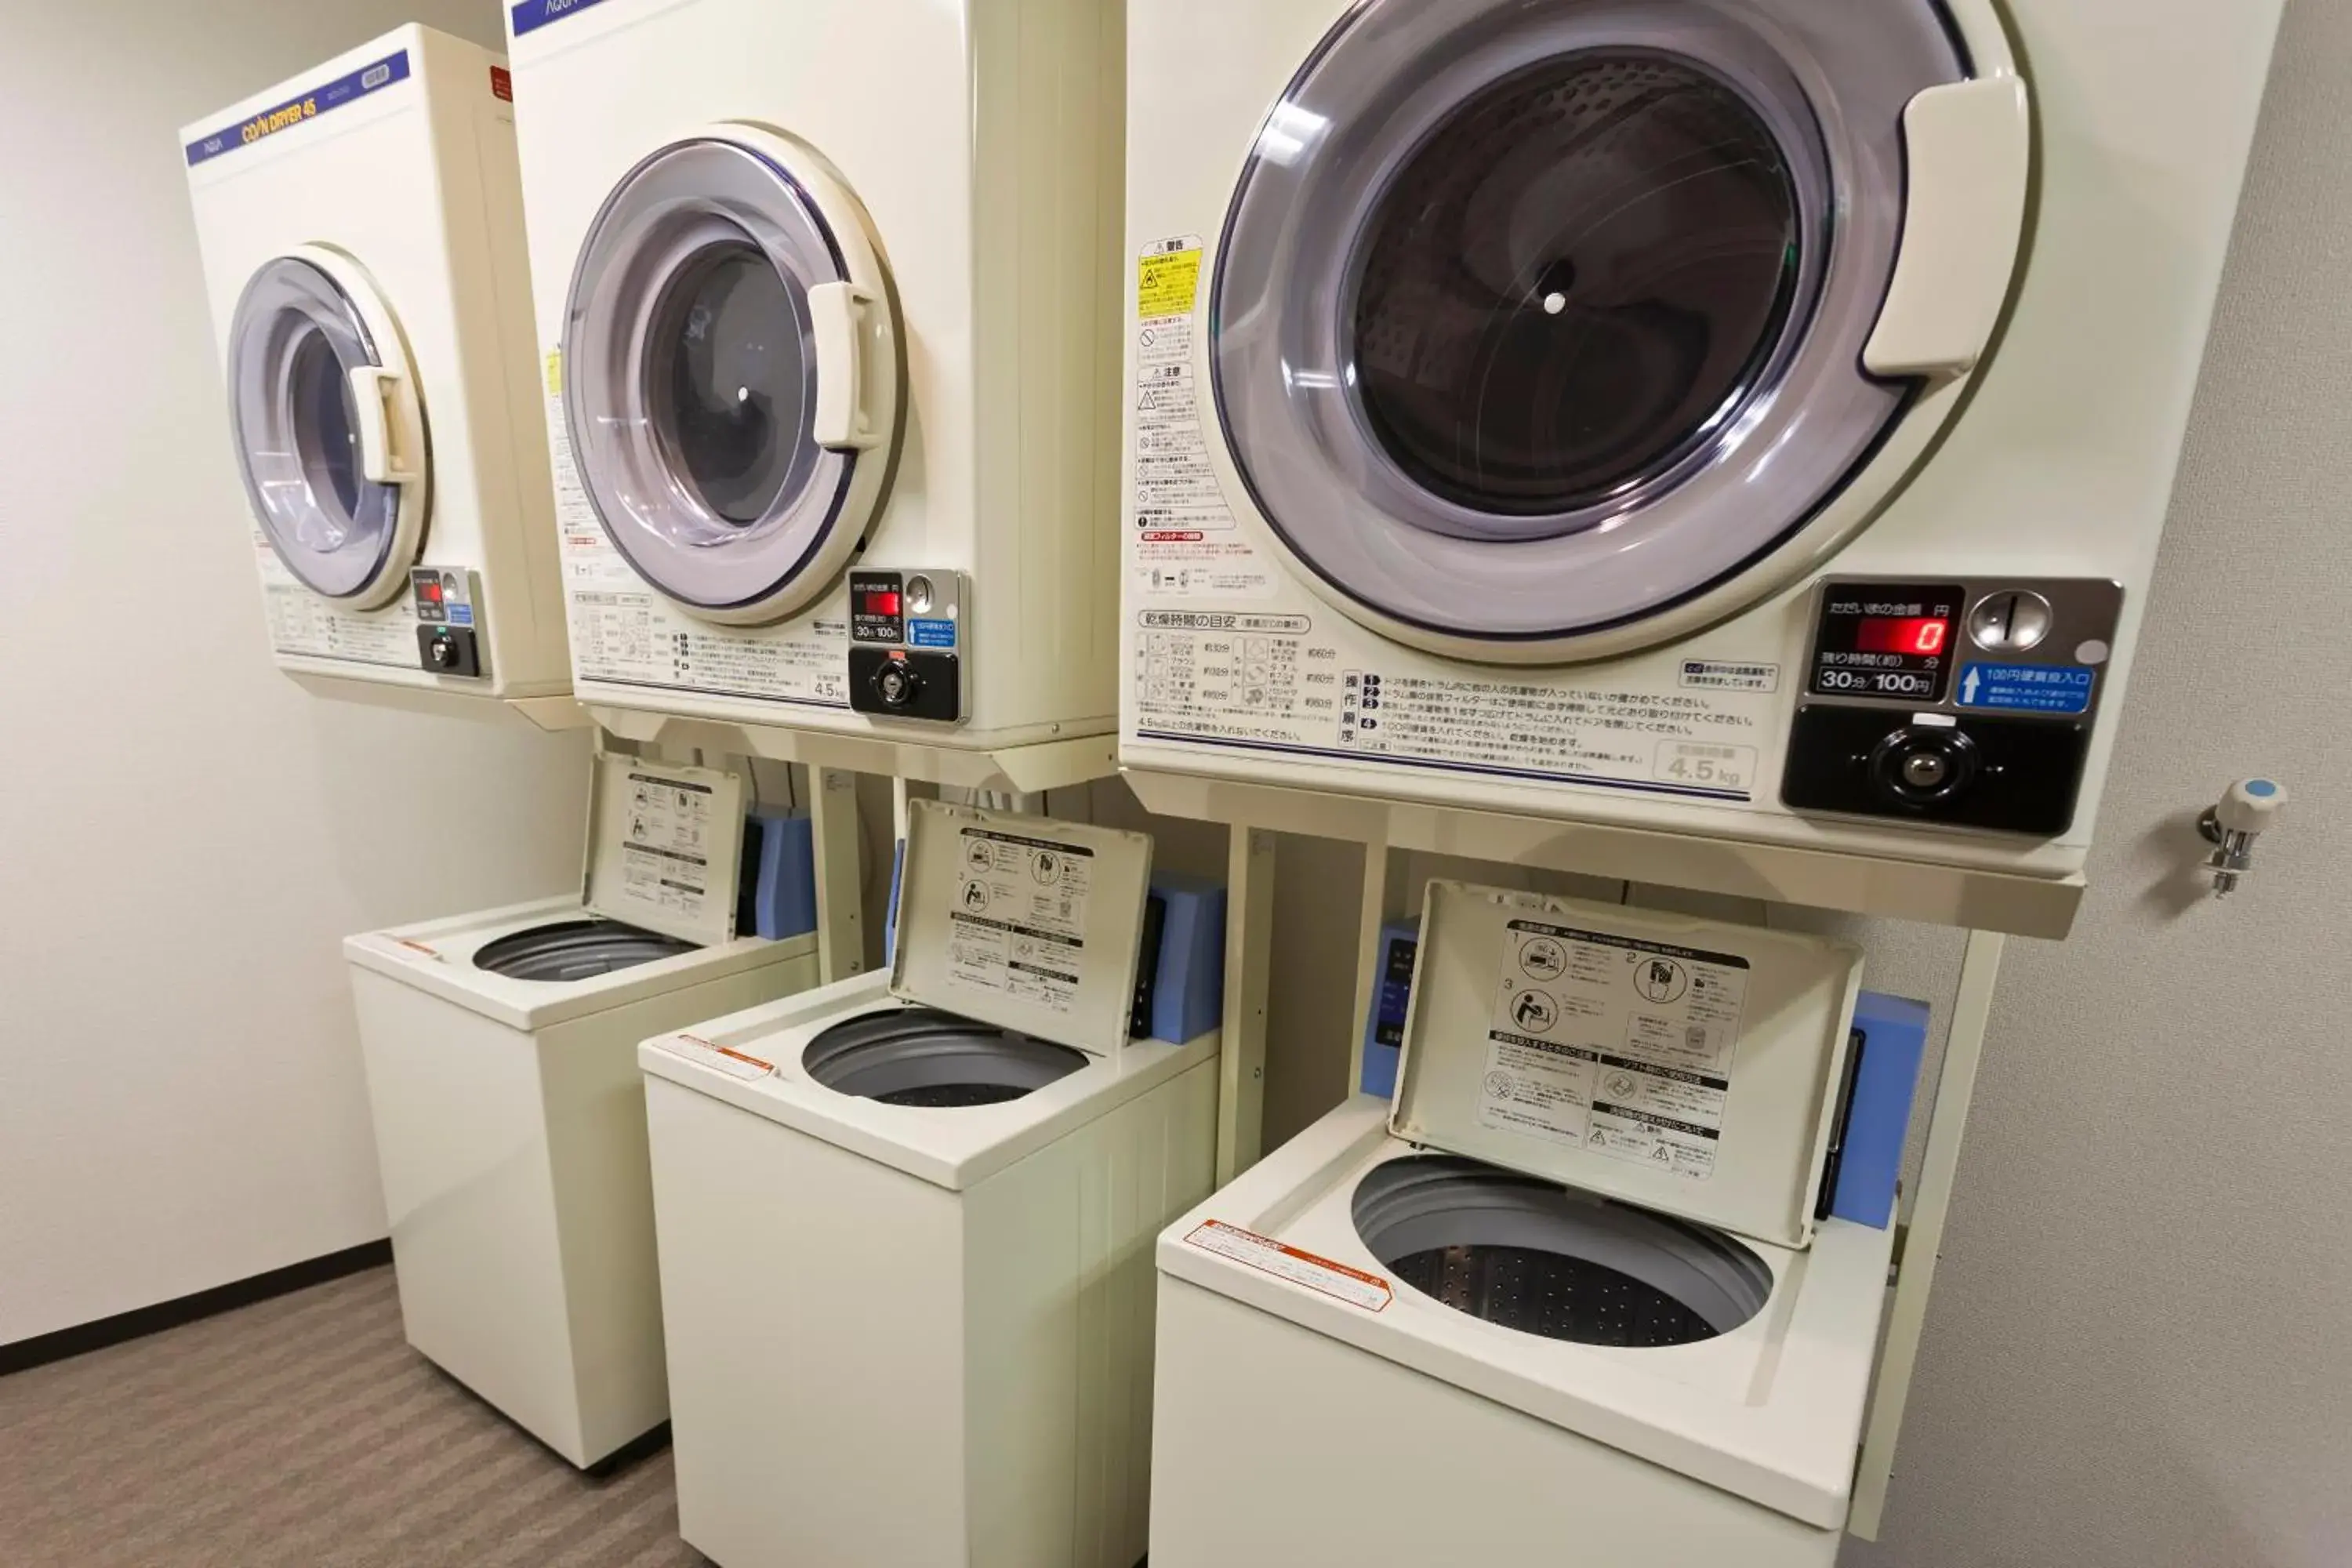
top-left (182, 27), bottom-right (575, 726)
top-left (1118, 0), bottom-right (2285, 878)
top-left (1150, 883), bottom-right (1936, 1566)
top-left (503, 0), bottom-right (1123, 766)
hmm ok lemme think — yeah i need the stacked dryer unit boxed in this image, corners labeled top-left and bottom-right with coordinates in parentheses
top-left (637, 802), bottom-right (1221, 1567)
top-left (344, 753), bottom-right (820, 1468)
top-left (182, 25), bottom-right (573, 724)
top-left (1119, 0), bottom-right (2288, 878)
top-left (503, 0), bottom-right (1125, 753)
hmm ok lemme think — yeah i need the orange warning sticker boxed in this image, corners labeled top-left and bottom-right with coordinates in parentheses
top-left (659, 1033), bottom-right (775, 1081)
top-left (1184, 1220), bottom-right (1392, 1312)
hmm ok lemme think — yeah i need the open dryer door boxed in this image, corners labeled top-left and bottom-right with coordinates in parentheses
top-left (226, 247), bottom-right (430, 611)
top-left (561, 125), bottom-right (903, 627)
top-left (1207, 0), bottom-right (2027, 664)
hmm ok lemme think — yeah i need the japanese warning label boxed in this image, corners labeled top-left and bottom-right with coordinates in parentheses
top-left (545, 377), bottom-right (850, 710)
top-left (615, 770), bottom-right (718, 924)
top-left (1130, 237), bottom-right (1275, 599)
top-left (1131, 623), bottom-right (1767, 802)
top-left (946, 827), bottom-right (1095, 1014)
top-left (256, 533), bottom-right (418, 669)
top-left (1476, 920), bottom-right (1751, 1181)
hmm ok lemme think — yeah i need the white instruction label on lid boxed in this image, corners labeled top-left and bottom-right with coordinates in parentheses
top-left (1184, 1221), bottom-right (1392, 1312)
top-left (946, 826), bottom-right (1094, 1014)
top-left (1475, 920), bottom-right (1751, 1181)
top-left (617, 770), bottom-right (718, 924)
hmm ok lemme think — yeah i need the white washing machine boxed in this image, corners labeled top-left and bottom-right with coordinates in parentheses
top-left (1119, 0), bottom-right (2285, 877)
top-left (343, 753), bottom-right (820, 1468)
top-left (1150, 882), bottom-right (1896, 1565)
top-left (638, 800), bottom-right (1221, 1567)
top-left (183, 27), bottom-right (573, 724)
top-left (503, 0), bottom-right (1123, 750)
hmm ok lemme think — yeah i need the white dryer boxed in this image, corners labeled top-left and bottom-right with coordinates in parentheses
top-left (1119, 0), bottom-right (2285, 877)
top-left (343, 753), bottom-right (820, 1468)
top-left (1150, 883), bottom-right (1898, 1566)
top-left (183, 27), bottom-right (572, 724)
top-left (638, 801), bottom-right (1222, 1567)
top-left (503, 0), bottom-right (1123, 756)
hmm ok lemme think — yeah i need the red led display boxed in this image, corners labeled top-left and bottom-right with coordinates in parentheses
top-left (1855, 615), bottom-right (1947, 656)
top-left (864, 590), bottom-right (902, 616)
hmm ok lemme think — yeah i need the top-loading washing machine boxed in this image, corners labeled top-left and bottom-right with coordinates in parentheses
top-left (637, 800), bottom-right (1224, 1567)
top-left (183, 27), bottom-right (574, 725)
top-left (1118, 0), bottom-right (2286, 877)
top-left (343, 751), bottom-right (822, 1467)
top-left (1149, 880), bottom-right (1930, 1566)
top-left (503, 0), bottom-right (1124, 758)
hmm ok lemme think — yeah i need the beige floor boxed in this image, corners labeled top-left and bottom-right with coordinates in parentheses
top-left (0, 1267), bottom-right (702, 1567)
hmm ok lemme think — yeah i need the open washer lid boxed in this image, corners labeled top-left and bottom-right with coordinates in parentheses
top-left (889, 800), bottom-right (1156, 1057)
top-left (1392, 883), bottom-right (1862, 1248)
top-left (577, 751), bottom-right (748, 949)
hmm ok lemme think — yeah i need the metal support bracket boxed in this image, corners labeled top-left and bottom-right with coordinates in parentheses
top-left (808, 765), bottom-right (866, 983)
top-left (1848, 926), bottom-right (2006, 1540)
top-left (1216, 828), bottom-right (1276, 1183)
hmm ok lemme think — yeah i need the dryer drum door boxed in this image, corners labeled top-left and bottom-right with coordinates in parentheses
top-left (1210, 0), bottom-right (1991, 662)
top-left (563, 128), bottom-right (903, 627)
top-left (226, 250), bottom-right (430, 609)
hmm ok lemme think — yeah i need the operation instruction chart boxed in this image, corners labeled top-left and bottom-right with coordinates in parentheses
top-left (615, 770), bottom-right (718, 926)
top-left (946, 826), bottom-right (1095, 1015)
top-left (1476, 919), bottom-right (1751, 1181)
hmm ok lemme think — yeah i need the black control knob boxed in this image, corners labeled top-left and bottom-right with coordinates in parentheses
top-left (871, 659), bottom-right (923, 710)
top-left (426, 635), bottom-right (460, 670)
top-left (1867, 726), bottom-right (1980, 808)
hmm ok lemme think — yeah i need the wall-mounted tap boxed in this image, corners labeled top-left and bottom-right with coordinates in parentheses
top-left (2198, 779), bottom-right (2287, 896)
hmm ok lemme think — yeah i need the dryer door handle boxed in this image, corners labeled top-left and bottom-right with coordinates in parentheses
top-left (810, 280), bottom-right (884, 451)
top-left (1862, 76), bottom-right (2032, 379)
top-left (347, 365), bottom-right (419, 485)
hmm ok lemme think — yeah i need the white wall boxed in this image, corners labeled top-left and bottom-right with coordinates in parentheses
top-left (1842, 5), bottom-right (2352, 1560)
top-left (0, 0), bottom-right (587, 1348)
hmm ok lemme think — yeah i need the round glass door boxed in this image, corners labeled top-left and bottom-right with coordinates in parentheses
top-left (226, 255), bottom-right (426, 607)
top-left (563, 129), bottom-right (901, 626)
top-left (1211, 0), bottom-right (1969, 659)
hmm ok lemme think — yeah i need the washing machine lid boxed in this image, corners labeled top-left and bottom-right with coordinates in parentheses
top-left (889, 801), bottom-right (1156, 1057)
top-left (225, 247), bottom-right (430, 609)
top-left (1209, 0), bottom-right (2023, 661)
top-left (577, 751), bottom-right (747, 949)
top-left (1391, 883), bottom-right (1861, 1248)
top-left (561, 125), bottom-right (901, 626)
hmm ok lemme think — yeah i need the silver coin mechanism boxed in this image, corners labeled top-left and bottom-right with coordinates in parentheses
top-left (1967, 590), bottom-right (2052, 652)
top-left (1900, 752), bottom-right (1951, 789)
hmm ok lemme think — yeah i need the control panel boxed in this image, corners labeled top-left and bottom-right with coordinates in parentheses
top-left (847, 568), bottom-right (967, 724)
top-left (1781, 577), bottom-right (2124, 837)
top-left (411, 566), bottom-right (484, 679)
